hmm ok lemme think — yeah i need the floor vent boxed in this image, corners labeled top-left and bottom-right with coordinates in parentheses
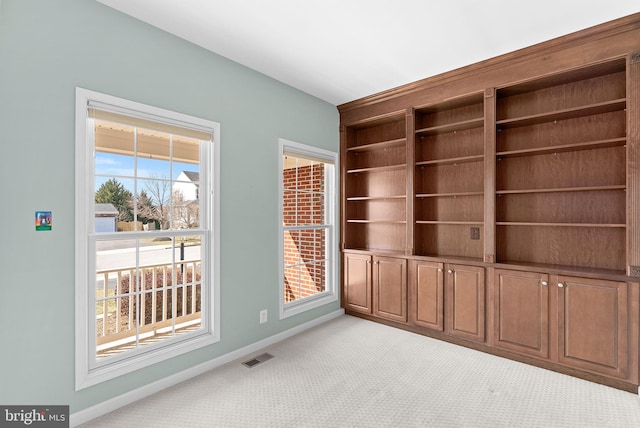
top-left (242, 352), bottom-right (274, 368)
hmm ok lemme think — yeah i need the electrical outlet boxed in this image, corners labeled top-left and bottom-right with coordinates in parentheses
top-left (259, 309), bottom-right (268, 324)
top-left (470, 227), bottom-right (480, 240)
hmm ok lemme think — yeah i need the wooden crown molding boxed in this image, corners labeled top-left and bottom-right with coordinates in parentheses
top-left (338, 12), bottom-right (640, 113)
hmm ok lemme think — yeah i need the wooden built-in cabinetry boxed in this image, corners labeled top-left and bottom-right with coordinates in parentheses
top-left (339, 13), bottom-right (640, 392)
top-left (343, 253), bottom-right (407, 323)
top-left (492, 269), bottom-right (550, 360)
top-left (344, 115), bottom-right (407, 254)
top-left (409, 261), bottom-right (485, 342)
top-left (414, 94), bottom-right (485, 259)
top-left (494, 59), bottom-right (627, 270)
top-left (493, 269), bottom-right (630, 379)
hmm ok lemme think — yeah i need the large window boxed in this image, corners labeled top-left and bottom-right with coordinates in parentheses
top-left (75, 88), bottom-right (220, 389)
top-left (279, 139), bottom-right (338, 318)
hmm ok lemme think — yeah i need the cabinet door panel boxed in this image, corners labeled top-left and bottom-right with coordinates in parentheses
top-left (446, 264), bottom-right (485, 342)
top-left (557, 276), bottom-right (628, 378)
top-left (494, 269), bottom-right (549, 359)
top-left (374, 256), bottom-right (407, 322)
top-left (343, 254), bottom-right (371, 314)
top-left (410, 260), bottom-right (444, 331)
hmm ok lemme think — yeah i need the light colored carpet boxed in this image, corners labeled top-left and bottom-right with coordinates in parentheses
top-left (81, 315), bottom-right (640, 427)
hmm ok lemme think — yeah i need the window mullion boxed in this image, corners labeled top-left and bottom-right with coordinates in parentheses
top-left (133, 127), bottom-right (138, 230)
top-left (169, 134), bottom-right (174, 231)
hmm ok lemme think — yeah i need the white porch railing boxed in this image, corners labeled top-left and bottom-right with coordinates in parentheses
top-left (95, 259), bottom-right (201, 357)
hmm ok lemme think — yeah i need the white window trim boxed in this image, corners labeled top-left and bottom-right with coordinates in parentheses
top-left (278, 138), bottom-right (339, 319)
top-left (75, 88), bottom-right (220, 390)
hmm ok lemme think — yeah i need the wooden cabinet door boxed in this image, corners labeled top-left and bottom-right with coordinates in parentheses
top-left (493, 269), bottom-right (549, 359)
top-left (373, 256), bottom-right (407, 322)
top-left (410, 260), bottom-right (444, 331)
top-left (343, 253), bottom-right (372, 314)
top-left (445, 264), bottom-right (485, 342)
top-left (556, 276), bottom-right (628, 379)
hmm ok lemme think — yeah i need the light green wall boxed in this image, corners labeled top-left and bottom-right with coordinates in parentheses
top-left (0, 0), bottom-right (339, 413)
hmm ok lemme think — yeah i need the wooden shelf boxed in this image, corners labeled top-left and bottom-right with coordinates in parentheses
top-left (347, 195), bottom-right (406, 201)
top-left (416, 155), bottom-right (483, 167)
top-left (347, 164), bottom-right (406, 174)
top-left (343, 247), bottom-right (406, 256)
top-left (416, 192), bottom-right (484, 198)
top-left (496, 222), bottom-right (625, 228)
top-left (416, 221), bottom-right (483, 225)
top-left (346, 137), bottom-right (406, 152)
top-left (415, 117), bottom-right (484, 135)
top-left (496, 99), bottom-right (626, 129)
top-left (496, 185), bottom-right (625, 195)
top-left (347, 219), bottom-right (407, 224)
top-left (497, 137), bottom-right (626, 158)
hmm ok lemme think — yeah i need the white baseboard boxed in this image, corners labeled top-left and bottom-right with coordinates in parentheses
top-left (70, 308), bottom-right (344, 427)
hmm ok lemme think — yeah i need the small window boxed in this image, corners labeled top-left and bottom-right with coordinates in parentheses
top-left (75, 88), bottom-right (220, 389)
top-left (279, 139), bottom-right (338, 318)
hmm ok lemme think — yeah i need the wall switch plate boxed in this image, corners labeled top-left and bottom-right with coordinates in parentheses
top-left (259, 309), bottom-right (268, 324)
top-left (470, 227), bottom-right (480, 240)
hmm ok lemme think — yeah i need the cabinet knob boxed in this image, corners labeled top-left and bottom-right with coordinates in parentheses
top-left (541, 281), bottom-right (548, 286)
top-left (438, 268), bottom-right (443, 272)
top-left (558, 282), bottom-right (564, 288)
top-left (447, 269), bottom-right (453, 274)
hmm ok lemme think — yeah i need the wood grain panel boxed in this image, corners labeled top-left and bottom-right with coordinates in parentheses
top-left (416, 128), bottom-right (483, 162)
top-left (346, 145), bottom-right (405, 170)
top-left (415, 98), bottom-right (484, 129)
top-left (415, 195), bottom-right (483, 223)
top-left (410, 260), bottom-right (444, 331)
top-left (493, 269), bottom-right (549, 359)
top-left (496, 226), bottom-right (626, 271)
top-left (628, 53), bottom-right (640, 273)
top-left (485, 88), bottom-right (497, 263)
top-left (346, 199), bottom-right (406, 222)
top-left (496, 110), bottom-right (626, 153)
top-left (343, 253), bottom-right (372, 314)
top-left (496, 70), bottom-right (626, 120)
top-left (416, 161), bottom-right (484, 194)
top-left (345, 169), bottom-right (406, 199)
top-left (446, 264), bottom-right (485, 343)
top-left (406, 110), bottom-right (415, 255)
top-left (558, 276), bottom-right (628, 378)
top-left (496, 146), bottom-right (625, 191)
top-left (345, 222), bottom-right (406, 253)
top-left (415, 224), bottom-right (483, 259)
top-left (496, 190), bottom-right (626, 224)
top-left (373, 256), bottom-right (407, 322)
top-left (349, 118), bottom-right (405, 148)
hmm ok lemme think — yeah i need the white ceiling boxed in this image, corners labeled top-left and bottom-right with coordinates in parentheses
top-left (98, 0), bottom-right (640, 106)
